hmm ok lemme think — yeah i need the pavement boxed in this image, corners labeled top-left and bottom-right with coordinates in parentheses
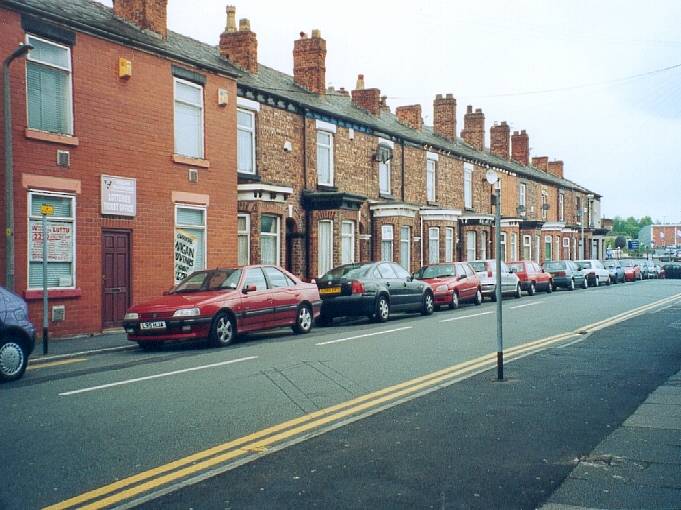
top-left (24, 296), bottom-right (681, 509)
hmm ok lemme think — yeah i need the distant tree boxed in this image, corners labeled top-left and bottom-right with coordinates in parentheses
top-left (614, 235), bottom-right (627, 249)
top-left (611, 215), bottom-right (654, 239)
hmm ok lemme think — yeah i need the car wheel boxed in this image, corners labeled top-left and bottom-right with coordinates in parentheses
top-left (490, 287), bottom-right (498, 302)
top-left (594, 277), bottom-right (599, 287)
top-left (514, 284), bottom-right (522, 299)
top-left (421, 292), bottom-right (435, 316)
top-left (449, 291), bottom-right (459, 310)
top-left (546, 280), bottom-right (553, 293)
top-left (606, 276), bottom-right (611, 286)
top-left (374, 295), bottom-right (390, 323)
top-left (0, 337), bottom-right (28, 383)
top-left (582, 277), bottom-right (588, 289)
top-left (528, 282), bottom-right (536, 296)
top-left (292, 304), bottom-right (313, 334)
top-left (209, 311), bottom-right (236, 347)
top-left (474, 289), bottom-right (483, 306)
top-left (551, 283), bottom-right (557, 292)
top-left (569, 278), bottom-right (575, 291)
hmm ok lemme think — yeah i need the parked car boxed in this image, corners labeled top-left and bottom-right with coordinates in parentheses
top-left (414, 262), bottom-right (482, 310)
top-left (575, 259), bottom-right (611, 287)
top-left (662, 263), bottom-right (681, 279)
top-left (123, 265), bottom-right (321, 349)
top-left (507, 260), bottom-right (553, 295)
top-left (0, 286), bottom-right (36, 382)
top-left (651, 263), bottom-right (663, 279)
top-left (542, 260), bottom-right (588, 290)
top-left (637, 260), bottom-right (656, 279)
top-left (316, 262), bottom-right (434, 324)
top-left (469, 260), bottom-right (521, 301)
top-left (602, 260), bottom-right (625, 284)
top-left (621, 260), bottom-right (642, 282)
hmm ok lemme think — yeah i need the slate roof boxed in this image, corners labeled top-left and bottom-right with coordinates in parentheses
top-left (3, 0), bottom-right (241, 77)
top-left (4, 0), bottom-right (599, 197)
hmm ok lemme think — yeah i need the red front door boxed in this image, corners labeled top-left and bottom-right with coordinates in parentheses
top-left (102, 230), bottom-right (131, 328)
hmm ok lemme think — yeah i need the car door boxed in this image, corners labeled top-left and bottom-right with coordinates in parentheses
top-left (393, 263), bottom-right (423, 309)
top-left (377, 263), bottom-right (405, 309)
top-left (463, 263), bottom-right (479, 298)
top-left (455, 263), bottom-right (472, 300)
top-left (263, 266), bottom-right (297, 327)
top-left (500, 262), bottom-right (516, 292)
top-left (239, 267), bottom-right (274, 332)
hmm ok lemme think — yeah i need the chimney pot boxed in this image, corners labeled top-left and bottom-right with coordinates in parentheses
top-left (239, 18), bottom-right (251, 31)
top-left (311, 29), bottom-right (321, 38)
top-left (299, 31), bottom-right (307, 38)
top-left (355, 73), bottom-right (365, 90)
top-left (436, 93), bottom-right (443, 100)
top-left (225, 5), bottom-right (236, 32)
top-left (467, 105), bottom-right (473, 114)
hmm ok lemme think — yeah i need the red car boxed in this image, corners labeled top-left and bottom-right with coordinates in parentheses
top-left (621, 260), bottom-right (642, 282)
top-left (508, 260), bottom-right (553, 295)
top-left (123, 265), bottom-right (321, 349)
top-left (414, 262), bottom-right (482, 310)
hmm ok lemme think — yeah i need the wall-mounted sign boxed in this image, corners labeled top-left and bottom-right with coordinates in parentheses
top-left (29, 221), bottom-right (73, 262)
top-left (101, 175), bottom-right (136, 216)
top-left (174, 229), bottom-right (197, 282)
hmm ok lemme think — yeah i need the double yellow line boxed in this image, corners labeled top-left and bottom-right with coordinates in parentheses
top-left (44, 293), bottom-right (681, 510)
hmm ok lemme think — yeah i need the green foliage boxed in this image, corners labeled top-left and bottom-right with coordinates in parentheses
top-left (611, 216), bottom-right (654, 239)
top-left (614, 235), bottom-right (627, 249)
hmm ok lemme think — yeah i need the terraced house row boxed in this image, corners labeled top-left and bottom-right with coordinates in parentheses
top-left (0, 0), bottom-right (608, 337)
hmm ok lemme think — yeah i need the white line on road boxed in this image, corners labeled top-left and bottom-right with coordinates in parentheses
top-left (440, 311), bottom-right (493, 323)
top-left (315, 326), bottom-right (413, 346)
top-left (510, 301), bottom-right (542, 310)
top-left (30, 345), bottom-right (134, 364)
top-left (59, 356), bottom-right (258, 396)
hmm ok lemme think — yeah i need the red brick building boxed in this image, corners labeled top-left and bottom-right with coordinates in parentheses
top-left (1, 0), bottom-right (240, 336)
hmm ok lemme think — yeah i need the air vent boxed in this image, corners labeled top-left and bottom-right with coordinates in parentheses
top-left (56, 150), bottom-right (70, 168)
top-left (188, 168), bottom-right (198, 183)
top-left (52, 305), bottom-right (65, 322)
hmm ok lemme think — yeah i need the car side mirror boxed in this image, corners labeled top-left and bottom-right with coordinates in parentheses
top-left (406, 275), bottom-right (413, 282)
top-left (457, 275), bottom-right (466, 281)
top-left (242, 284), bottom-right (257, 294)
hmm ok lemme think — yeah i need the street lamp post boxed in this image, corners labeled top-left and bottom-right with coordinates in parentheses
top-left (4, 43), bottom-right (33, 292)
top-left (486, 169), bottom-right (504, 381)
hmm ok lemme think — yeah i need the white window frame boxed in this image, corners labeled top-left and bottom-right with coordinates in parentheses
top-left (545, 235), bottom-right (552, 261)
top-left (464, 164), bottom-right (473, 209)
top-left (466, 230), bottom-right (476, 262)
top-left (559, 192), bottom-right (565, 222)
top-left (341, 220), bottom-right (355, 265)
top-left (379, 158), bottom-right (391, 195)
top-left (500, 232), bottom-right (507, 262)
top-left (519, 183), bottom-right (527, 209)
top-left (400, 226), bottom-right (411, 271)
top-left (174, 77), bottom-right (205, 159)
top-left (260, 214), bottom-right (281, 266)
top-left (534, 235), bottom-right (541, 263)
top-left (480, 230), bottom-right (488, 260)
top-left (445, 227), bottom-right (454, 263)
top-left (428, 227), bottom-right (440, 264)
top-left (381, 225), bottom-right (394, 262)
top-left (316, 129), bottom-right (334, 186)
top-left (27, 190), bottom-right (76, 289)
top-left (237, 213), bottom-right (250, 266)
top-left (175, 204), bottom-right (208, 283)
top-left (511, 233), bottom-right (518, 261)
top-left (541, 191), bottom-right (548, 220)
top-left (523, 235), bottom-right (532, 260)
top-left (25, 34), bottom-right (74, 135)
top-left (237, 107), bottom-right (256, 175)
top-left (427, 158), bottom-right (437, 202)
top-left (318, 220), bottom-right (334, 276)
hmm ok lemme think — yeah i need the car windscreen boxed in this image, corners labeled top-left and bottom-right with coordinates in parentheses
top-left (469, 261), bottom-right (486, 272)
top-left (576, 261), bottom-right (592, 269)
top-left (543, 262), bottom-right (565, 271)
top-left (621, 261), bottom-right (636, 267)
top-left (507, 263), bottom-right (524, 273)
top-left (321, 264), bottom-right (371, 280)
top-left (172, 269), bottom-right (241, 293)
top-left (417, 264), bottom-right (456, 279)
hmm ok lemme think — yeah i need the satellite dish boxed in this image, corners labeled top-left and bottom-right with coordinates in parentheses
top-left (485, 169), bottom-right (499, 185)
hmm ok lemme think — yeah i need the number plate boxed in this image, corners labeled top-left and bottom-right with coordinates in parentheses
top-left (140, 321), bottom-right (166, 330)
top-left (319, 287), bottom-right (341, 295)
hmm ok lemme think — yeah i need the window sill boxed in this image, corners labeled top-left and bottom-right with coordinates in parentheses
top-left (238, 172), bottom-right (261, 182)
top-left (317, 184), bottom-right (338, 192)
top-left (25, 129), bottom-right (79, 146)
top-left (379, 193), bottom-right (395, 200)
top-left (172, 154), bottom-right (210, 168)
top-left (426, 201), bottom-right (439, 207)
top-left (24, 288), bottom-right (82, 300)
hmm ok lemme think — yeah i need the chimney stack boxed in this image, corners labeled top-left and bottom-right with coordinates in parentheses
top-left (293, 30), bottom-right (327, 94)
top-left (490, 122), bottom-right (510, 159)
top-left (395, 104), bottom-right (423, 130)
top-left (380, 95), bottom-right (390, 114)
top-left (113, 0), bottom-right (168, 39)
top-left (547, 160), bottom-right (564, 178)
top-left (461, 105), bottom-right (485, 151)
top-left (433, 93), bottom-right (456, 142)
top-left (531, 156), bottom-right (549, 172)
top-left (511, 130), bottom-right (529, 166)
top-left (218, 6), bottom-right (258, 74)
top-left (351, 74), bottom-right (381, 116)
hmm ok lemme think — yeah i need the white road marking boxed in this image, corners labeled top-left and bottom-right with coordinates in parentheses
top-left (510, 301), bottom-right (542, 310)
top-left (440, 311), bottom-right (493, 323)
top-left (315, 326), bottom-right (413, 346)
top-left (555, 336), bottom-right (590, 349)
top-left (30, 345), bottom-right (134, 364)
top-left (59, 356), bottom-right (258, 396)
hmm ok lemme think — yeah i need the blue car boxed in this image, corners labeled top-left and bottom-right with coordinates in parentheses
top-left (0, 287), bottom-right (36, 382)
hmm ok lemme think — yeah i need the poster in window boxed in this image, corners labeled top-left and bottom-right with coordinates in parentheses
top-left (175, 229), bottom-right (197, 282)
top-left (29, 221), bottom-right (74, 262)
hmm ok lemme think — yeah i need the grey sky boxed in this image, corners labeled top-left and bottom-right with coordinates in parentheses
top-left (101, 0), bottom-right (681, 221)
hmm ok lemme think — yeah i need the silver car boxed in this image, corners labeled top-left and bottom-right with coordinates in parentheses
top-left (575, 259), bottom-right (611, 287)
top-left (469, 260), bottom-right (521, 301)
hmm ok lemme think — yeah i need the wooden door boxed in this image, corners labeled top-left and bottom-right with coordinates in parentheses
top-left (102, 230), bottom-right (131, 328)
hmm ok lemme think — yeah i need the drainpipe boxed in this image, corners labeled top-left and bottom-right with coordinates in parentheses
top-left (302, 112), bottom-right (310, 280)
top-left (400, 139), bottom-right (405, 202)
top-left (420, 214), bottom-right (424, 269)
top-left (4, 43), bottom-right (32, 292)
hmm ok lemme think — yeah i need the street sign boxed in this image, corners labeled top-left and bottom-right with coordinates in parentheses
top-left (40, 204), bottom-right (54, 216)
top-left (628, 240), bottom-right (640, 250)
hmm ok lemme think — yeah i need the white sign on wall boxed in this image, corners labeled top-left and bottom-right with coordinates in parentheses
top-left (29, 221), bottom-right (74, 262)
top-left (174, 229), bottom-right (197, 282)
top-left (101, 175), bottom-right (136, 216)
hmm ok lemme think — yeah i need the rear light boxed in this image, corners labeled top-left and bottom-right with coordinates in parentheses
top-left (351, 280), bottom-right (365, 294)
top-left (556, 271), bottom-right (566, 277)
top-left (487, 271), bottom-right (493, 278)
